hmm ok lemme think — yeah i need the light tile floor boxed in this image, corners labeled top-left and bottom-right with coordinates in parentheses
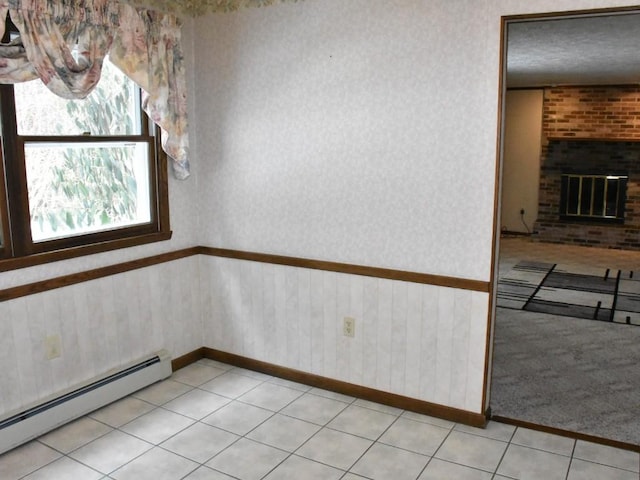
top-left (1, 359), bottom-right (638, 480)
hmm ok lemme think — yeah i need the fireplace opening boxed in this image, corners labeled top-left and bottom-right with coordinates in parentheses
top-left (559, 173), bottom-right (627, 223)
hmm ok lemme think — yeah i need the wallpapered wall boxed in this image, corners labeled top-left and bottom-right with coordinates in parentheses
top-left (195, 0), bottom-right (499, 281)
top-left (0, 257), bottom-right (203, 417)
top-left (193, 0), bottom-right (640, 414)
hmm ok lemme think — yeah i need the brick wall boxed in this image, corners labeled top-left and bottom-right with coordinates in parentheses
top-left (543, 86), bottom-right (640, 140)
top-left (534, 86), bottom-right (640, 250)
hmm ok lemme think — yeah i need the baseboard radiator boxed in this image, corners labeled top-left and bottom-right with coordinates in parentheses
top-left (0, 349), bottom-right (172, 455)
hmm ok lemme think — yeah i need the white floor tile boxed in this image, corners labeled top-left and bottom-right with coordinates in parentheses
top-left (0, 442), bottom-right (61, 480)
top-left (573, 440), bottom-right (640, 472)
top-left (246, 413), bottom-right (320, 451)
top-left (110, 447), bottom-right (198, 480)
top-left (435, 430), bottom-right (508, 473)
top-left (567, 458), bottom-right (639, 480)
top-left (201, 401), bottom-right (273, 435)
top-left (326, 404), bottom-right (397, 440)
top-left (263, 454), bottom-right (343, 479)
top-left (401, 410), bottom-right (456, 430)
top-left (90, 397), bottom-right (155, 427)
top-left (308, 387), bottom-right (355, 403)
top-left (120, 408), bottom-right (194, 444)
top-left (296, 428), bottom-right (372, 470)
top-left (205, 438), bottom-right (288, 480)
top-left (199, 372), bottom-right (263, 398)
top-left (280, 392), bottom-right (349, 425)
top-left (70, 430), bottom-right (152, 475)
top-left (170, 363), bottom-right (227, 387)
top-left (454, 420), bottom-right (516, 442)
top-left (228, 367), bottom-right (272, 381)
top-left (268, 377), bottom-right (312, 392)
top-left (161, 422), bottom-right (239, 463)
top-left (379, 417), bottom-right (450, 456)
top-left (354, 398), bottom-right (403, 416)
top-left (162, 388), bottom-right (230, 420)
top-left (418, 458), bottom-right (492, 480)
top-left (237, 382), bottom-right (304, 411)
top-left (510, 427), bottom-right (575, 456)
top-left (22, 456), bottom-right (103, 480)
top-left (183, 466), bottom-right (237, 479)
top-left (133, 379), bottom-right (193, 406)
top-left (2, 361), bottom-right (638, 480)
top-left (351, 443), bottom-right (429, 480)
top-left (496, 444), bottom-right (572, 480)
top-left (38, 416), bottom-right (112, 454)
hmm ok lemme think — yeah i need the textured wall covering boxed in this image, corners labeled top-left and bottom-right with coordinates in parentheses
top-left (0, 257), bottom-right (202, 417)
top-left (195, 0), bottom-right (499, 282)
top-left (201, 255), bottom-right (489, 412)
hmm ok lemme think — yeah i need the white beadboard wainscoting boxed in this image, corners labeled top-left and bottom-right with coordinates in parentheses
top-left (0, 256), bottom-right (203, 419)
top-left (201, 255), bottom-right (490, 413)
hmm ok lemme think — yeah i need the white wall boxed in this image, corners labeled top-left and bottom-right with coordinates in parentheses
top-left (193, 0), bottom-right (639, 415)
top-left (501, 89), bottom-right (543, 233)
top-left (195, 0), bottom-right (499, 281)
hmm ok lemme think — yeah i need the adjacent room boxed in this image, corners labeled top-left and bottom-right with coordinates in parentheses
top-left (494, 12), bottom-right (640, 446)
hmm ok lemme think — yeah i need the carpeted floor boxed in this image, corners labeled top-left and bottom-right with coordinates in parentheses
top-left (492, 237), bottom-right (640, 446)
top-left (497, 261), bottom-right (640, 325)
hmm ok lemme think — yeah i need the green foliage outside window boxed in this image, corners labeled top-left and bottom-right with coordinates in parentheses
top-left (17, 59), bottom-right (144, 239)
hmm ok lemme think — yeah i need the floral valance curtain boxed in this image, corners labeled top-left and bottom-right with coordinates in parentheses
top-left (124, 0), bottom-right (302, 16)
top-left (0, 0), bottom-right (190, 179)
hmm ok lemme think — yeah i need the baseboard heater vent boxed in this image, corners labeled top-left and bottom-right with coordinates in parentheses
top-left (0, 349), bottom-right (172, 455)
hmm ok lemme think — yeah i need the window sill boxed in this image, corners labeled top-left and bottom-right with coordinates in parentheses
top-left (0, 230), bottom-right (172, 272)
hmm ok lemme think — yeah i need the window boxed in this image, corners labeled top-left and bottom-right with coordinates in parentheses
top-left (0, 55), bottom-right (170, 270)
top-left (560, 173), bottom-right (627, 223)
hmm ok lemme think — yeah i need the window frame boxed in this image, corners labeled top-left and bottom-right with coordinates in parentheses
top-left (0, 66), bottom-right (171, 272)
top-left (559, 172), bottom-right (627, 224)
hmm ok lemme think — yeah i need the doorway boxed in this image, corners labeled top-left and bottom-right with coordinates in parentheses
top-left (492, 9), bottom-right (640, 449)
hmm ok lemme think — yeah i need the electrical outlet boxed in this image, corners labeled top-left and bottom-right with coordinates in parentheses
top-left (44, 335), bottom-right (62, 360)
top-left (343, 317), bottom-right (355, 337)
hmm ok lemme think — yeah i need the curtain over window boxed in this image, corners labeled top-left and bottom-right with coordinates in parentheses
top-left (0, 0), bottom-right (190, 179)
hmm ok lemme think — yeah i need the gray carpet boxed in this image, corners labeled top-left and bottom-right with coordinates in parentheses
top-left (491, 306), bottom-right (640, 446)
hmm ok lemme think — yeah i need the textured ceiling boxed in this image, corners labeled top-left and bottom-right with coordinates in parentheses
top-left (507, 13), bottom-right (640, 88)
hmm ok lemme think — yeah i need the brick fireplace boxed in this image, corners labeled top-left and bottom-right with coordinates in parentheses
top-left (533, 86), bottom-right (640, 250)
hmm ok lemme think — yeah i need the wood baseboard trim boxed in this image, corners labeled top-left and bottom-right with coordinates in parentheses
top-left (491, 415), bottom-right (640, 453)
top-left (171, 347), bottom-right (206, 372)
top-left (203, 347), bottom-right (486, 428)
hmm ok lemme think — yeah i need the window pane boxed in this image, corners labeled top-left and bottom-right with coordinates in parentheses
top-left (14, 57), bottom-right (140, 136)
top-left (25, 141), bottom-right (151, 242)
top-left (606, 179), bottom-right (620, 217)
top-left (580, 177), bottom-right (592, 216)
top-left (592, 177), bottom-right (605, 217)
top-left (567, 176), bottom-right (580, 215)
